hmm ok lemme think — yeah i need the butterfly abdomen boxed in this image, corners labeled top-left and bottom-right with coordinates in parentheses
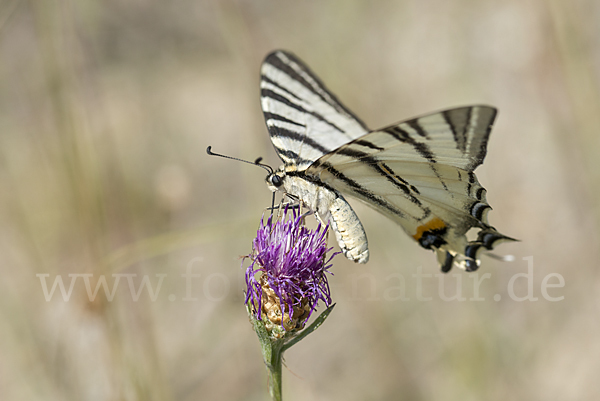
top-left (329, 196), bottom-right (369, 263)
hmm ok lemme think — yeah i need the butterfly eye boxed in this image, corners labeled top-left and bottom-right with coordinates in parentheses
top-left (271, 175), bottom-right (283, 187)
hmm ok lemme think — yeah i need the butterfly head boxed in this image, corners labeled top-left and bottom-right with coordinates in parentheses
top-left (266, 171), bottom-right (285, 192)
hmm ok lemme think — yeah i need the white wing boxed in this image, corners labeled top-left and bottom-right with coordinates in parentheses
top-left (260, 50), bottom-right (368, 169)
top-left (307, 106), bottom-right (515, 271)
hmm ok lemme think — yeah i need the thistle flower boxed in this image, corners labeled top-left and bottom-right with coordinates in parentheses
top-left (245, 207), bottom-right (335, 334)
top-left (246, 207), bottom-right (336, 401)
top-left (243, 207), bottom-right (337, 401)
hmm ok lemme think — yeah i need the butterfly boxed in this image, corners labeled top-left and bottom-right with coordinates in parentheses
top-left (260, 50), bottom-right (515, 272)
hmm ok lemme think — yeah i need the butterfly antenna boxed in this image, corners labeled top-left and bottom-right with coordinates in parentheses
top-left (254, 157), bottom-right (274, 174)
top-left (206, 146), bottom-right (273, 174)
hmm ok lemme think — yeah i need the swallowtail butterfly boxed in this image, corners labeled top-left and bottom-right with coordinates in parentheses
top-left (261, 50), bottom-right (515, 272)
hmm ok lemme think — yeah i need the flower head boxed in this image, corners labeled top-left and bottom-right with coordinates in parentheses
top-left (245, 208), bottom-right (336, 332)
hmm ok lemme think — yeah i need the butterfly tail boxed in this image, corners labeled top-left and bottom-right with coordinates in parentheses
top-left (461, 228), bottom-right (517, 272)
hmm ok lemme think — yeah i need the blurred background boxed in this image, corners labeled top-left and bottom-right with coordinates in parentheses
top-left (1, 1), bottom-right (599, 400)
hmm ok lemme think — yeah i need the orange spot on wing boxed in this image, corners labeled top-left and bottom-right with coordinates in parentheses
top-left (412, 217), bottom-right (446, 241)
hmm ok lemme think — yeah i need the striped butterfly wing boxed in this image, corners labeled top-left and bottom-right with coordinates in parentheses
top-left (307, 106), bottom-right (515, 271)
top-left (260, 50), bottom-right (368, 169)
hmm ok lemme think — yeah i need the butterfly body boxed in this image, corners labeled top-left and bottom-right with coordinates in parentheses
top-left (268, 167), bottom-right (369, 263)
top-left (261, 50), bottom-right (515, 271)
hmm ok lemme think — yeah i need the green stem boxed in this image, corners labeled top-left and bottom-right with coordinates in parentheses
top-left (249, 306), bottom-right (285, 401)
top-left (266, 341), bottom-right (283, 401)
top-left (248, 304), bottom-right (336, 400)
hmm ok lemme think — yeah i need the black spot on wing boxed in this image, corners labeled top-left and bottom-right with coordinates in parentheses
top-left (467, 171), bottom-right (475, 195)
top-left (463, 227), bottom-right (515, 272)
top-left (464, 249), bottom-right (481, 272)
top-left (418, 227), bottom-right (447, 250)
top-left (477, 229), bottom-right (516, 249)
top-left (470, 202), bottom-right (491, 221)
top-left (441, 252), bottom-right (454, 273)
top-left (476, 187), bottom-right (486, 201)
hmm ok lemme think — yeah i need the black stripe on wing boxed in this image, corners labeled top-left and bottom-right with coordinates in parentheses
top-left (382, 125), bottom-right (449, 191)
top-left (262, 112), bottom-right (306, 128)
top-left (442, 108), bottom-right (469, 152)
top-left (313, 147), bottom-right (424, 205)
top-left (289, 165), bottom-right (409, 219)
top-left (261, 50), bottom-right (370, 167)
top-left (260, 88), bottom-right (345, 134)
top-left (268, 125), bottom-right (329, 154)
top-left (382, 106), bottom-right (497, 172)
top-left (261, 75), bottom-right (303, 102)
top-left (274, 147), bottom-right (314, 166)
top-left (263, 51), bottom-right (368, 130)
top-left (383, 125), bottom-right (437, 163)
top-left (407, 120), bottom-right (430, 139)
top-left (440, 106), bottom-right (497, 171)
top-left (468, 107), bottom-right (497, 170)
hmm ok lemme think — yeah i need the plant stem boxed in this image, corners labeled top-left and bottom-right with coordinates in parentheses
top-left (249, 304), bottom-right (336, 400)
top-left (249, 308), bottom-right (285, 400)
top-left (266, 341), bottom-right (283, 401)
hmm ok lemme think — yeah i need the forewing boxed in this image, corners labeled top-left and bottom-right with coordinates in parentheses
top-left (260, 50), bottom-right (369, 169)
